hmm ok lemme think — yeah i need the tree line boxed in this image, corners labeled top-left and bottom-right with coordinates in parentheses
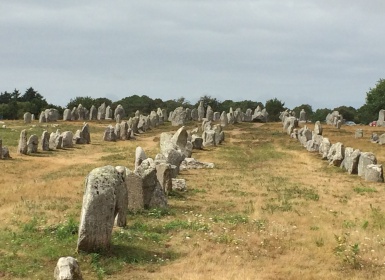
top-left (1, 79), bottom-right (385, 123)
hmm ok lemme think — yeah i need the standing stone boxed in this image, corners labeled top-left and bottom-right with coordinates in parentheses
top-left (77, 104), bottom-right (86, 120)
top-left (41, 130), bottom-right (50, 151)
top-left (358, 152), bottom-right (377, 177)
top-left (191, 108), bottom-right (198, 121)
top-left (157, 108), bottom-right (165, 124)
top-left (213, 112), bottom-right (220, 121)
top-left (156, 163), bottom-right (173, 195)
top-left (135, 146), bottom-right (147, 170)
top-left (77, 166), bottom-right (124, 252)
top-left (377, 109), bottom-right (385, 127)
top-left (18, 129), bottom-right (28, 154)
top-left (365, 164), bottom-right (384, 182)
top-left (103, 125), bottom-right (117, 141)
top-left (81, 123), bottom-right (91, 144)
top-left (150, 111), bottom-right (159, 127)
top-left (355, 129), bottom-right (363, 139)
top-left (171, 107), bottom-right (186, 126)
top-left (45, 108), bottom-right (60, 122)
top-left (114, 104), bottom-right (125, 120)
top-left (71, 107), bottom-right (78, 121)
top-left (185, 108), bottom-right (192, 121)
top-left (114, 123), bottom-right (121, 139)
top-left (197, 101), bottom-right (205, 121)
top-left (97, 103), bottom-right (106, 120)
top-left (105, 106), bottom-right (112, 119)
top-left (298, 126), bottom-right (312, 147)
top-left (89, 105), bottom-right (97, 120)
top-left (63, 109), bottom-right (72, 121)
top-left (131, 116), bottom-right (140, 134)
top-left (227, 112), bottom-right (234, 125)
top-left (27, 135), bottom-right (39, 154)
top-left (191, 135), bottom-right (203, 149)
top-left (120, 121), bottom-right (128, 140)
top-left (299, 109), bottom-right (307, 122)
top-left (39, 111), bottom-right (46, 123)
top-left (126, 170), bottom-right (144, 212)
top-left (49, 131), bottom-right (63, 150)
top-left (314, 121), bottom-right (323, 135)
top-left (327, 142), bottom-right (344, 166)
top-left (319, 137), bottom-right (331, 160)
top-left (24, 112), bottom-right (32, 124)
top-left (61, 131), bottom-right (74, 148)
top-left (306, 134), bottom-right (323, 152)
top-left (114, 166), bottom-right (129, 227)
top-left (202, 130), bottom-right (216, 147)
top-left (220, 111), bottom-right (228, 127)
top-left (54, 256), bottom-right (83, 280)
top-left (340, 147), bottom-right (360, 174)
top-left (206, 106), bottom-right (214, 121)
top-left (336, 120), bottom-right (342, 129)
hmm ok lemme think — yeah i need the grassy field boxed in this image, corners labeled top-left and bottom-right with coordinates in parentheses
top-left (1, 120), bottom-right (385, 279)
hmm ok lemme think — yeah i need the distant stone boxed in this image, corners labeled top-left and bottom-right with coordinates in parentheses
top-left (355, 129), bottom-right (363, 139)
top-left (89, 105), bottom-right (97, 120)
top-left (114, 104), bottom-right (125, 120)
top-left (97, 103), bottom-right (106, 120)
top-left (18, 129), bottom-right (28, 155)
top-left (24, 112), bottom-right (32, 124)
top-left (202, 130), bottom-right (216, 147)
top-left (371, 133), bottom-right (379, 143)
top-left (135, 146), bottom-right (147, 170)
top-left (41, 130), bottom-right (50, 151)
top-left (197, 101), bottom-right (205, 121)
top-left (180, 158), bottom-right (214, 171)
top-left (314, 121), bottom-right (323, 135)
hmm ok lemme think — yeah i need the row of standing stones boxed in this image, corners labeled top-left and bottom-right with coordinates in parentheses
top-left (56, 123), bottom-right (221, 279)
top-left (281, 114), bottom-right (384, 183)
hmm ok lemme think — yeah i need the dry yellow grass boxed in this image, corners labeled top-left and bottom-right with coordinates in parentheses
top-left (1, 120), bottom-right (385, 279)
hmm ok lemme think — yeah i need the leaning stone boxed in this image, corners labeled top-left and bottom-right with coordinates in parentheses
top-left (340, 147), bottom-right (360, 174)
top-left (172, 178), bottom-right (187, 191)
top-left (54, 256), bottom-right (83, 280)
top-left (77, 165), bottom-right (123, 252)
top-left (81, 123), bottom-right (91, 144)
top-left (156, 163), bottom-right (173, 195)
top-left (358, 152), bottom-right (377, 177)
top-left (18, 129), bottom-right (28, 154)
top-left (365, 164), bottom-right (384, 182)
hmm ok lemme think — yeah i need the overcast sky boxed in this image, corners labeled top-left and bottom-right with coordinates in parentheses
top-left (1, 1), bottom-right (384, 110)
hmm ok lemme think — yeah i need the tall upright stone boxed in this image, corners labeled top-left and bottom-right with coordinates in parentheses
top-left (191, 108), bottom-right (198, 121)
top-left (77, 104), bottom-right (86, 120)
top-left (77, 166), bottom-right (125, 252)
top-left (18, 129), bottom-right (28, 154)
top-left (299, 109), bottom-right (307, 122)
top-left (314, 121), bottom-right (323, 135)
top-left (105, 106), bottom-right (112, 119)
top-left (24, 112), bottom-right (32, 124)
top-left (27, 135), bottom-right (39, 154)
top-left (61, 131), bottom-right (74, 148)
top-left (220, 111), bottom-right (228, 127)
top-left (89, 105), bottom-right (97, 120)
top-left (377, 109), bottom-right (385, 127)
top-left (114, 104), bottom-right (125, 120)
top-left (41, 130), bottom-right (50, 151)
top-left (197, 101), bottom-right (205, 121)
top-left (97, 103), bottom-right (106, 120)
top-left (63, 109), bottom-right (72, 121)
top-left (358, 152), bottom-right (377, 177)
top-left (171, 107), bottom-right (186, 126)
top-left (206, 106), bottom-right (214, 121)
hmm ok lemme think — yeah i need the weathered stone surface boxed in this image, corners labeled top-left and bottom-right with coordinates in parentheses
top-left (77, 104), bottom-right (86, 120)
top-left (97, 103), bottom-right (106, 120)
top-left (191, 135), bottom-right (203, 149)
top-left (220, 111), bottom-right (228, 127)
top-left (298, 126), bottom-right (312, 147)
top-left (336, 120), bottom-right (342, 129)
top-left (1, 146), bottom-right (11, 159)
top-left (39, 111), bottom-right (46, 123)
top-left (126, 170), bottom-right (144, 212)
top-left (27, 135), bottom-right (39, 154)
top-left (135, 159), bottom-right (168, 209)
top-left (319, 137), bottom-right (331, 160)
top-left (54, 256), bottom-right (83, 280)
top-left (355, 129), bottom-right (363, 139)
top-left (299, 109), bottom-right (307, 122)
top-left (131, 117), bottom-right (139, 134)
top-left (197, 101), bottom-right (205, 121)
top-left (114, 104), bottom-right (125, 120)
top-left (227, 112), bottom-right (234, 125)
top-left (18, 129), bottom-right (28, 154)
top-left (371, 133), bottom-right (379, 143)
top-left (63, 109), bottom-right (72, 121)
top-left (49, 131), bottom-right (63, 150)
top-left (379, 133), bottom-right (385, 145)
top-left (81, 123), bottom-right (91, 144)
top-left (212, 124), bottom-right (223, 145)
top-left (45, 108), bottom-right (60, 122)
top-left (105, 106), bottom-right (112, 119)
top-left (103, 125), bottom-right (117, 141)
top-left (180, 158), bottom-right (214, 171)
top-left (202, 130), bottom-right (216, 147)
top-left (314, 121), bottom-right (323, 135)
top-left (89, 105), bottom-right (97, 120)
top-left (340, 147), bottom-right (360, 174)
top-left (159, 132), bottom-right (185, 173)
top-left (306, 134), bottom-right (323, 152)
top-left (283, 116), bottom-right (298, 133)
top-left (24, 112), bottom-right (32, 123)
top-left (172, 178), bottom-right (187, 191)
top-left (171, 107), bottom-right (186, 126)
top-left (327, 142), bottom-right (345, 166)
top-left (41, 130), bottom-right (50, 151)
top-left (252, 107), bottom-right (268, 122)
top-left (114, 166), bottom-right (128, 227)
top-left (170, 126), bottom-right (192, 157)
top-left (61, 131), bottom-right (74, 148)
top-left (206, 106), bottom-right (214, 121)
top-left (156, 163), bottom-right (173, 195)
top-left (191, 108), bottom-right (198, 121)
top-left (358, 152), bottom-right (377, 177)
top-left (77, 166), bottom-right (124, 252)
top-left (213, 112), bottom-right (220, 121)
top-left (377, 109), bottom-right (385, 127)
top-left (365, 164), bottom-right (384, 182)
top-left (71, 107), bottom-right (78, 121)
top-left (135, 146), bottom-right (147, 170)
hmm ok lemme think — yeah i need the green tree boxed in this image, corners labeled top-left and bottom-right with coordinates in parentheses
top-left (0, 91), bottom-right (12, 103)
top-left (292, 104), bottom-right (313, 120)
top-left (265, 98), bottom-right (285, 121)
top-left (311, 108), bottom-right (331, 123)
top-left (195, 95), bottom-right (220, 111)
top-left (333, 106), bottom-right (357, 122)
top-left (66, 96), bottom-right (95, 110)
top-left (360, 79), bottom-right (385, 123)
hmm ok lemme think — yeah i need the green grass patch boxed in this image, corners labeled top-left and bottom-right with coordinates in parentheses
top-left (353, 186), bottom-right (377, 194)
